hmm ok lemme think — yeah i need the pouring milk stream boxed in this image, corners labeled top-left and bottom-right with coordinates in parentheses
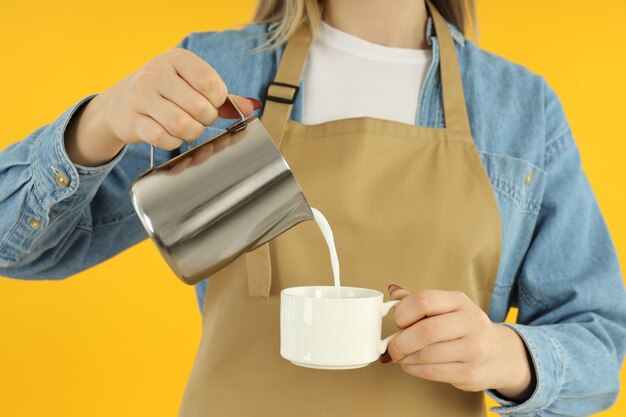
top-left (311, 208), bottom-right (341, 291)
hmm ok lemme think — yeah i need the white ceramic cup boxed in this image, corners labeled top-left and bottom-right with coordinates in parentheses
top-left (280, 286), bottom-right (399, 370)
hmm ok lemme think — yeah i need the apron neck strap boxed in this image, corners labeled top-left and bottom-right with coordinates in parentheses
top-left (427, 0), bottom-right (471, 134)
top-left (261, 25), bottom-right (312, 147)
top-left (261, 0), bottom-right (472, 142)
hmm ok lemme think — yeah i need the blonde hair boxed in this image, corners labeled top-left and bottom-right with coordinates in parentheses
top-left (252, 0), bottom-right (477, 50)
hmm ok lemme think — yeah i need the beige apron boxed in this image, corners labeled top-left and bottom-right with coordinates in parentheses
top-left (179, 2), bottom-right (502, 416)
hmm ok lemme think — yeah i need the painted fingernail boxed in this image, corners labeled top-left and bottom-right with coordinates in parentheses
top-left (379, 351), bottom-right (392, 364)
top-left (388, 284), bottom-right (402, 294)
top-left (246, 97), bottom-right (263, 110)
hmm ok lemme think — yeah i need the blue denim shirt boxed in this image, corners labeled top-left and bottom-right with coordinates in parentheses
top-left (1, 18), bottom-right (624, 417)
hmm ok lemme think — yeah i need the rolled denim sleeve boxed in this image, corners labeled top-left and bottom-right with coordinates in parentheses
top-left (0, 94), bottom-right (136, 277)
top-left (487, 82), bottom-right (626, 416)
top-left (0, 37), bottom-right (191, 279)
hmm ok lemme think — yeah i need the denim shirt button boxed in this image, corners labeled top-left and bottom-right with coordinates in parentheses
top-left (54, 171), bottom-right (70, 188)
top-left (524, 172), bottom-right (533, 185)
top-left (28, 218), bottom-right (42, 230)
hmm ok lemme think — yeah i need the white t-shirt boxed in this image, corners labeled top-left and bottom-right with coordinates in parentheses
top-left (301, 21), bottom-right (433, 125)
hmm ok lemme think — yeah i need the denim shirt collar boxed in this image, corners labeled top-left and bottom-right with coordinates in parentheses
top-left (425, 16), bottom-right (466, 47)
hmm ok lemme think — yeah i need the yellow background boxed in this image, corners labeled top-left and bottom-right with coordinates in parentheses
top-left (0, 0), bottom-right (624, 415)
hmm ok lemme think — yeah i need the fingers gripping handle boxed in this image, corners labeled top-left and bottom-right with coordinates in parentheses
top-left (378, 300), bottom-right (400, 354)
top-left (145, 95), bottom-right (245, 173)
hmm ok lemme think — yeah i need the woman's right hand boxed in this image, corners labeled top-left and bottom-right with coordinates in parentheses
top-left (65, 47), bottom-right (261, 166)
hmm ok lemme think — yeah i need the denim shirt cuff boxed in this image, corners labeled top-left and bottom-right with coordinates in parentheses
top-left (31, 93), bottom-right (128, 212)
top-left (486, 324), bottom-right (563, 416)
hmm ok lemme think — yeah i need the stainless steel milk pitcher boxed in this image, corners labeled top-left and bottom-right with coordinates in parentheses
top-left (129, 96), bottom-right (313, 285)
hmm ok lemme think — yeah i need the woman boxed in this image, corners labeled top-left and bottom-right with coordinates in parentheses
top-left (0, 0), bottom-right (624, 416)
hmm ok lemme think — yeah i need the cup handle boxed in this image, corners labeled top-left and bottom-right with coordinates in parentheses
top-left (378, 300), bottom-right (400, 354)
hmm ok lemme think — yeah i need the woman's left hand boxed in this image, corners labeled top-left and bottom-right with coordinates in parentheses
top-left (382, 285), bottom-right (535, 401)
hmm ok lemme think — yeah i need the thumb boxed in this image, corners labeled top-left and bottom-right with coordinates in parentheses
top-left (388, 284), bottom-right (411, 301)
top-left (217, 95), bottom-right (262, 119)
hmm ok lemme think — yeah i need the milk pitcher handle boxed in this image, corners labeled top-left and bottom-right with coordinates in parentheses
top-left (378, 300), bottom-right (400, 354)
top-left (145, 94), bottom-right (247, 173)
